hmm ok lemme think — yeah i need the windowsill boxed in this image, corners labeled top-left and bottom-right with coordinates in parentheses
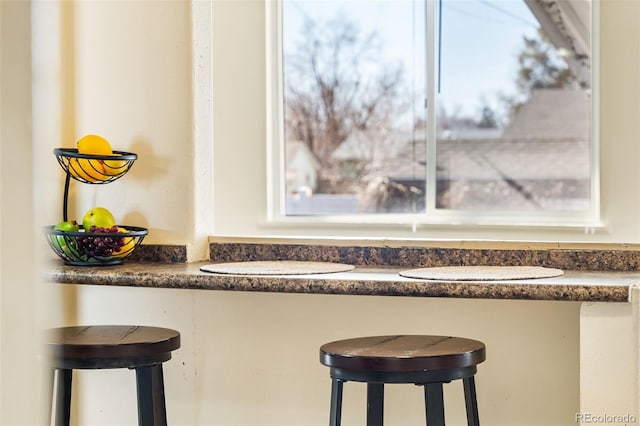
top-left (261, 214), bottom-right (605, 229)
top-left (252, 214), bottom-right (608, 245)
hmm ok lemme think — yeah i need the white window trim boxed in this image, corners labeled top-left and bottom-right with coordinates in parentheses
top-left (265, 0), bottom-right (601, 230)
top-left (266, 0), bottom-right (286, 222)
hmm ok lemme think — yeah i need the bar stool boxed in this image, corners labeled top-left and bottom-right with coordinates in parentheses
top-left (319, 335), bottom-right (486, 426)
top-left (48, 325), bottom-right (181, 426)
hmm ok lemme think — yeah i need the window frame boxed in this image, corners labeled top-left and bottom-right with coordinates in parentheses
top-left (266, 0), bottom-right (600, 229)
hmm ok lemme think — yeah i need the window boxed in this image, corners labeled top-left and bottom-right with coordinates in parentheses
top-left (274, 0), bottom-right (595, 225)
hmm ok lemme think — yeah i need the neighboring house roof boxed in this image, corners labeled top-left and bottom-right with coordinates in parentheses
top-left (335, 88), bottom-right (591, 182)
top-left (439, 127), bottom-right (502, 141)
top-left (501, 89), bottom-right (590, 140)
top-left (286, 141), bottom-right (321, 170)
top-left (331, 129), bottom-right (412, 162)
top-left (378, 137), bottom-right (589, 182)
top-left (439, 138), bottom-right (589, 181)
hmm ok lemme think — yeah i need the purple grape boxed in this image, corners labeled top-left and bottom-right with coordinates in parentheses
top-left (76, 226), bottom-right (125, 258)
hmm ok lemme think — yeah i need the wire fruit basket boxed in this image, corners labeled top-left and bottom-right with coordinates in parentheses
top-left (48, 146), bottom-right (148, 266)
top-left (45, 225), bottom-right (148, 266)
top-left (54, 148), bottom-right (137, 184)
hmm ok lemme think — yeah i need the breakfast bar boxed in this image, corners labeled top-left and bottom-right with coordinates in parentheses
top-left (46, 237), bottom-right (640, 425)
top-left (47, 261), bottom-right (637, 302)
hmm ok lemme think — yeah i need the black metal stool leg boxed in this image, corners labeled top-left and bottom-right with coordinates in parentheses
top-left (329, 378), bottom-right (344, 426)
top-left (48, 369), bottom-right (55, 425)
top-left (367, 383), bottom-right (384, 426)
top-left (463, 376), bottom-right (479, 426)
top-left (424, 382), bottom-right (445, 426)
top-left (135, 364), bottom-right (168, 426)
top-left (54, 369), bottom-right (72, 426)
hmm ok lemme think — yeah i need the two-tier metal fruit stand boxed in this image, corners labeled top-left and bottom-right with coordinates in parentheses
top-left (45, 148), bottom-right (148, 266)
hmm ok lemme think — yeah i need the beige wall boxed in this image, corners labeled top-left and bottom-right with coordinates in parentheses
top-left (35, 0), bottom-right (640, 250)
top-left (1, 1), bottom-right (50, 424)
top-left (73, 286), bottom-right (581, 426)
top-left (3, 0), bottom-right (635, 425)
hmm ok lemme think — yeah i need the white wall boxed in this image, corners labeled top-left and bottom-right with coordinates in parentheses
top-left (23, 0), bottom-right (640, 425)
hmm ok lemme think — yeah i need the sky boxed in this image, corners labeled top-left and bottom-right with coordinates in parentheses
top-left (283, 0), bottom-right (540, 123)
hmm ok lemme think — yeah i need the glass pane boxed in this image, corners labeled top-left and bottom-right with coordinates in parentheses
top-left (282, 0), bottom-right (426, 215)
top-left (435, 0), bottom-right (592, 211)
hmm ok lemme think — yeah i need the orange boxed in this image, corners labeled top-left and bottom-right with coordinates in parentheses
top-left (68, 158), bottom-right (107, 182)
top-left (77, 134), bottom-right (112, 155)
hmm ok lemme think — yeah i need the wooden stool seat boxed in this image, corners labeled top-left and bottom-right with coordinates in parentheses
top-left (320, 335), bottom-right (486, 426)
top-left (48, 325), bottom-right (181, 426)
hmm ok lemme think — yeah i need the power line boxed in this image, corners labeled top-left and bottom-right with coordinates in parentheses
top-left (444, 2), bottom-right (522, 26)
top-left (477, 0), bottom-right (539, 28)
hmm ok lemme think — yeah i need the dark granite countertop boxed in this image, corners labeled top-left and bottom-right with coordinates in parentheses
top-left (46, 261), bottom-right (639, 302)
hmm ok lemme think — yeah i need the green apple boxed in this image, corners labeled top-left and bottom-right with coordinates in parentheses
top-left (52, 220), bottom-right (81, 258)
top-left (82, 207), bottom-right (116, 231)
top-left (54, 220), bottom-right (80, 232)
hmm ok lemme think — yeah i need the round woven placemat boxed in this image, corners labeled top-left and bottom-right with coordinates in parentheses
top-left (200, 260), bottom-right (355, 275)
top-left (399, 265), bottom-right (564, 281)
